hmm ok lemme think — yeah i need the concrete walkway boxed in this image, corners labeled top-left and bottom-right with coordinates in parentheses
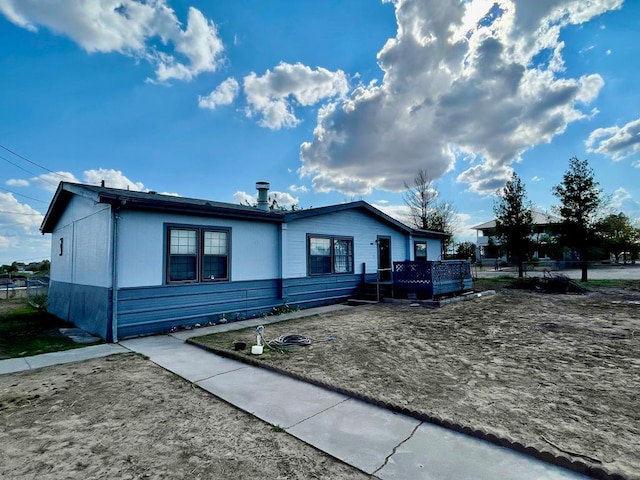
top-left (0, 305), bottom-right (590, 479)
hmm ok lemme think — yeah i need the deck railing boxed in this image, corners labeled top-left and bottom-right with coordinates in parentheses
top-left (393, 260), bottom-right (472, 299)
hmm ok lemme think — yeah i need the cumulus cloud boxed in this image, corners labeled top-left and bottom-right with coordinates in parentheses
top-left (232, 190), bottom-right (298, 208)
top-left (299, 0), bottom-right (621, 195)
top-left (586, 117), bottom-right (640, 161)
top-left (0, 192), bottom-right (42, 233)
top-left (31, 172), bottom-right (79, 191)
top-left (0, 0), bottom-right (224, 82)
top-left (0, 192), bottom-right (47, 263)
top-left (198, 77), bottom-right (239, 110)
top-left (83, 169), bottom-right (145, 190)
top-left (288, 184), bottom-right (308, 193)
top-left (243, 62), bottom-right (349, 130)
top-left (607, 187), bottom-right (640, 223)
top-left (6, 179), bottom-right (29, 187)
top-left (30, 169), bottom-right (144, 192)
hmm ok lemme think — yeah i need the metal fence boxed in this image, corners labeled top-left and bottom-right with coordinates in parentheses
top-left (0, 276), bottom-right (49, 300)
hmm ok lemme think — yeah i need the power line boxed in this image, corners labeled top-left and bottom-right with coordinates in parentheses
top-left (0, 153), bottom-right (48, 180)
top-left (0, 144), bottom-right (76, 181)
top-left (0, 185), bottom-right (48, 203)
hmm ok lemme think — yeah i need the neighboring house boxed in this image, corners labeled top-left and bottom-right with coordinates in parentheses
top-left (472, 211), bottom-right (561, 263)
top-left (40, 182), bottom-right (449, 341)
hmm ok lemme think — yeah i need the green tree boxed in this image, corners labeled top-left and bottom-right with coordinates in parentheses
top-left (596, 213), bottom-right (638, 263)
top-left (494, 172), bottom-right (533, 278)
top-left (456, 241), bottom-right (477, 262)
top-left (552, 157), bottom-right (604, 282)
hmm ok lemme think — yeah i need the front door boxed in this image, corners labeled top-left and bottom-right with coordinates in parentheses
top-left (377, 237), bottom-right (391, 281)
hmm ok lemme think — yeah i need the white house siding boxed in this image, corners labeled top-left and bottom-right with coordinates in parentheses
top-left (49, 195), bottom-right (112, 288)
top-left (116, 210), bottom-right (280, 288)
top-left (284, 209), bottom-right (409, 279)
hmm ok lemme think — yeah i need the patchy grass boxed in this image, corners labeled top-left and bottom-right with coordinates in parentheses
top-left (472, 275), bottom-right (517, 291)
top-left (0, 298), bottom-right (95, 360)
top-left (580, 279), bottom-right (640, 290)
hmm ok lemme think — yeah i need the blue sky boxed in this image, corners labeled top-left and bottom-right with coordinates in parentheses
top-left (1, 0), bottom-right (639, 265)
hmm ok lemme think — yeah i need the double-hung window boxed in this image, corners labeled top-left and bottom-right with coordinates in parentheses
top-left (167, 226), bottom-right (229, 283)
top-left (308, 235), bottom-right (354, 275)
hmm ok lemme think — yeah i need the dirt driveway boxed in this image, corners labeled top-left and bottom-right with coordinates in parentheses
top-left (193, 288), bottom-right (640, 479)
top-left (0, 354), bottom-right (368, 479)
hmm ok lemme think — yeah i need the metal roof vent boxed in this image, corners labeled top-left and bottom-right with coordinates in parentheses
top-left (256, 182), bottom-right (270, 211)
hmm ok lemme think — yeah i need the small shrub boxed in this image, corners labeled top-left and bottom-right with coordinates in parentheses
top-left (269, 304), bottom-right (300, 316)
top-left (27, 294), bottom-right (48, 310)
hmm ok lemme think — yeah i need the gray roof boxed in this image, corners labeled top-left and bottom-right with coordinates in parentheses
top-left (41, 182), bottom-right (284, 232)
top-left (41, 182), bottom-right (450, 239)
top-left (471, 210), bottom-right (561, 230)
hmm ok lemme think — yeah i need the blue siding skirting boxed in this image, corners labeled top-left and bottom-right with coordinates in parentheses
top-left (282, 274), bottom-right (362, 306)
top-left (116, 275), bottom-right (362, 338)
top-left (48, 280), bottom-right (113, 341)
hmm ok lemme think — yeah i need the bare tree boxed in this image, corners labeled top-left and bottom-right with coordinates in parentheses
top-left (403, 169), bottom-right (438, 230)
top-left (404, 169), bottom-right (457, 255)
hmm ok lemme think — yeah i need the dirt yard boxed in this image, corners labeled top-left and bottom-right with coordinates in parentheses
top-left (0, 354), bottom-right (368, 479)
top-left (193, 288), bottom-right (640, 479)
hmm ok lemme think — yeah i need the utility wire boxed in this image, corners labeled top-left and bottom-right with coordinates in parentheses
top-left (0, 185), bottom-right (47, 203)
top-left (0, 144), bottom-right (76, 181)
top-left (0, 153), bottom-right (45, 180)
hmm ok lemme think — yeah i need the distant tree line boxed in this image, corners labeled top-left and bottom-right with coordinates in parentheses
top-left (0, 260), bottom-right (50, 275)
top-left (492, 157), bottom-right (639, 282)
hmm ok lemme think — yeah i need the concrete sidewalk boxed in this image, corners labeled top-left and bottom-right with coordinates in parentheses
top-left (119, 334), bottom-right (588, 479)
top-left (1, 305), bottom-right (591, 479)
top-left (0, 343), bottom-right (128, 375)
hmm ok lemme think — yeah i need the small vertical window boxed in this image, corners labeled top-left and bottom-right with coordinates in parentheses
top-left (203, 231), bottom-right (228, 280)
top-left (414, 242), bottom-right (427, 261)
top-left (168, 229), bottom-right (197, 281)
top-left (309, 237), bottom-right (332, 274)
top-left (333, 239), bottom-right (353, 273)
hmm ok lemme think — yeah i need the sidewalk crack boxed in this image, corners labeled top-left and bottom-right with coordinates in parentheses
top-left (372, 421), bottom-right (423, 476)
top-left (286, 397), bottom-right (351, 429)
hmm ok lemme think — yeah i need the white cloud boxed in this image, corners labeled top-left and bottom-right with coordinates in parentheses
top-left (31, 171), bottom-right (79, 191)
top-left (0, 192), bottom-right (48, 263)
top-left (299, 0), bottom-right (620, 195)
top-left (531, 176), bottom-right (543, 182)
top-left (607, 187), bottom-right (640, 222)
top-left (0, 1), bottom-right (224, 82)
top-left (6, 179), bottom-right (29, 187)
top-left (83, 169), bottom-right (145, 190)
top-left (586, 117), bottom-right (640, 161)
top-left (0, 192), bottom-right (42, 233)
top-left (243, 62), bottom-right (349, 130)
top-left (198, 77), bottom-right (239, 110)
top-left (288, 184), bottom-right (308, 193)
top-left (232, 190), bottom-right (298, 208)
top-left (31, 169), bottom-right (144, 192)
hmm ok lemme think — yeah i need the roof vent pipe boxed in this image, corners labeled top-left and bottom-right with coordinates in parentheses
top-left (256, 182), bottom-right (270, 211)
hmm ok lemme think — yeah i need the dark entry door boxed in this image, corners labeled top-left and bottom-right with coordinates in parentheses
top-left (377, 237), bottom-right (391, 281)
